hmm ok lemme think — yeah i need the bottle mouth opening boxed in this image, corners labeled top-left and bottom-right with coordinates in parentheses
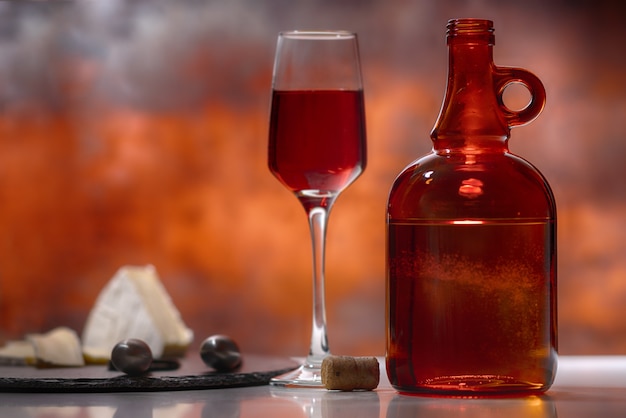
top-left (447, 18), bottom-right (495, 44)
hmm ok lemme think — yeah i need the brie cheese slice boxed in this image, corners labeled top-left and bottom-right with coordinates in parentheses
top-left (82, 265), bottom-right (193, 362)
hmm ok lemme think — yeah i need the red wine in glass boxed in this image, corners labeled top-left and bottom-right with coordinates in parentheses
top-left (269, 89), bottom-right (366, 208)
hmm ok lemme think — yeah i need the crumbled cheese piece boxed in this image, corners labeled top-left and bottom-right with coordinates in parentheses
top-left (27, 326), bottom-right (85, 367)
top-left (0, 340), bottom-right (37, 366)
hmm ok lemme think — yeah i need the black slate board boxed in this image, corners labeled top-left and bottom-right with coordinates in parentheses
top-left (0, 354), bottom-right (298, 393)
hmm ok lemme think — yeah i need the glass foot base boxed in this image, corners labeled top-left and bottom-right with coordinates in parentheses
top-left (270, 362), bottom-right (324, 388)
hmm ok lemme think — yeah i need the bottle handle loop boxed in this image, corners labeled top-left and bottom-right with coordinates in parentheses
top-left (494, 67), bottom-right (546, 128)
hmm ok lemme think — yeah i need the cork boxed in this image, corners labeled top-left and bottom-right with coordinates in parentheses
top-left (321, 355), bottom-right (380, 391)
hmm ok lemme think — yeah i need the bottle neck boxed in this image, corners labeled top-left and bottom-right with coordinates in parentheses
top-left (431, 19), bottom-right (510, 153)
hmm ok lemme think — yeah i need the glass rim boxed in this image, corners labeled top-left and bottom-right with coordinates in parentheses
top-left (278, 30), bottom-right (357, 40)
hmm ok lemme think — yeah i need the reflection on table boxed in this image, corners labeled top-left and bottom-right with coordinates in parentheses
top-left (0, 356), bottom-right (625, 418)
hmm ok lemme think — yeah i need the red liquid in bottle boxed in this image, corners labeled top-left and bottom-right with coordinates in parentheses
top-left (387, 154), bottom-right (558, 395)
top-left (268, 90), bottom-right (366, 199)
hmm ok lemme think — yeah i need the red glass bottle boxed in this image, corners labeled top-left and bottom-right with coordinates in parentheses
top-left (386, 18), bottom-right (557, 395)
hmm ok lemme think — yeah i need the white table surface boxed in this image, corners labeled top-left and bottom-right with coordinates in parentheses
top-left (1, 356), bottom-right (625, 418)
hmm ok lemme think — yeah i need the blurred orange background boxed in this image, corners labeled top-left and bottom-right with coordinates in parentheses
top-left (0, 0), bottom-right (625, 357)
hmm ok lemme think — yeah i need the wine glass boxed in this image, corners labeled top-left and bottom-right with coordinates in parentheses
top-left (268, 31), bottom-right (367, 388)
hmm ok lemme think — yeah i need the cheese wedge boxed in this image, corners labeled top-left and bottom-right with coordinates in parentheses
top-left (28, 326), bottom-right (85, 367)
top-left (81, 265), bottom-right (193, 362)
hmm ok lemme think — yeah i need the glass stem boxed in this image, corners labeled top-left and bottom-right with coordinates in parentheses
top-left (305, 204), bottom-right (334, 366)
